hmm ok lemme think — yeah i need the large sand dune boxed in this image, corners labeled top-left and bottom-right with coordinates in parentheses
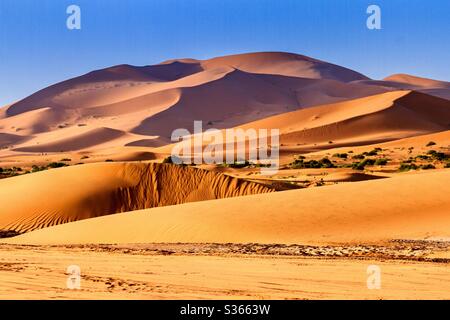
top-left (1, 52), bottom-right (449, 160)
top-left (239, 90), bottom-right (450, 145)
top-left (0, 163), bottom-right (273, 233)
top-left (4, 169), bottom-right (449, 245)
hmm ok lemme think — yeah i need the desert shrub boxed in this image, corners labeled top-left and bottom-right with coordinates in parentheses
top-left (228, 160), bottom-right (250, 168)
top-left (352, 154), bottom-right (365, 160)
top-left (426, 141), bottom-right (436, 147)
top-left (415, 155), bottom-right (430, 160)
top-left (0, 230), bottom-right (22, 238)
top-left (420, 164), bottom-right (436, 170)
top-left (362, 158), bottom-right (376, 166)
top-left (31, 165), bottom-right (46, 173)
top-left (0, 167), bottom-right (3, 173)
top-left (352, 162), bottom-right (365, 170)
top-left (81, 155), bottom-right (89, 159)
top-left (427, 150), bottom-right (448, 161)
top-left (352, 158), bottom-right (376, 170)
top-left (332, 153), bottom-right (348, 159)
top-left (60, 158), bottom-right (71, 162)
top-left (47, 162), bottom-right (67, 169)
top-left (162, 155), bottom-right (185, 165)
top-left (364, 148), bottom-right (382, 156)
top-left (399, 163), bottom-right (418, 171)
top-left (105, 159), bottom-right (114, 162)
top-left (162, 156), bottom-right (173, 164)
top-left (290, 157), bottom-right (335, 169)
top-left (445, 162), bottom-right (450, 168)
top-left (374, 158), bottom-right (389, 165)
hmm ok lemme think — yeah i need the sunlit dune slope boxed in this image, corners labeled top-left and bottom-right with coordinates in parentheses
top-left (239, 90), bottom-right (450, 145)
top-left (0, 163), bottom-right (273, 233)
top-left (4, 170), bottom-right (450, 245)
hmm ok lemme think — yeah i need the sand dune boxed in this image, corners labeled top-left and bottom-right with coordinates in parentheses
top-left (0, 133), bottom-right (29, 148)
top-left (155, 90), bottom-right (450, 163)
top-left (132, 69), bottom-right (300, 137)
top-left (200, 52), bottom-right (370, 81)
top-left (240, 90), bottom-right (450, 145)
top-left (384, 74), bottom-right (450, 88)
top-left (14, 127), bottom-right (126, 152)
top-left (353, 74), bottom-right (450, 101)
top-left (1, 52), bottom-right (449, 160)
top-left (0, 163), bottom-right (273, 233)
top-left (4, 169), bottom-right (449, 245)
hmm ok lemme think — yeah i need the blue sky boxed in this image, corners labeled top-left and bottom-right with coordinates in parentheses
top-left (0, 0), bottom-right (449, 105)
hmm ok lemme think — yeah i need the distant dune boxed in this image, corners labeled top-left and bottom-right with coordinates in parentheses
top-left (0, 52), bottom-right (448, 160)
top-left (383, 74), bottom-right (450, 89)
top-left (4, 169), bottom-right (449, 245)
top-left (0, 163), bottom-right (273, 233)
top-left (240, 90), bottom-right (450, 145)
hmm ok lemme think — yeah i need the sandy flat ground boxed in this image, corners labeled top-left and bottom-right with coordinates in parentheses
top-left (0, 243), bottom-right (448, 300)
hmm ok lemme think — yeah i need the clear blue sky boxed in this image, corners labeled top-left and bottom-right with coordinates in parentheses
top-left (0, 0), bottom-right (449, 105)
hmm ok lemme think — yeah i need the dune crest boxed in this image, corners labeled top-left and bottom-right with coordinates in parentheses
top-left (1, 52), bottom-right (449, 159)
top-left (0, 163), bottom-right (273, 233)
top-left (4, 170), bottom-right (450, 245)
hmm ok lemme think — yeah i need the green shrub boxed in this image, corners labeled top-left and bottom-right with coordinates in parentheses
top-left (47, 162), bottom-right (67, 169)
top-left (421, 164), bottom-right (436, 170)
top-left (374, 158), bottom-right (388, 165)
top-left (162, 156), bottom-right (185, 164)
top-left (364, 148), bottom-right (381, 156)
top-left (290, 157), bottom-right (335, 169)
top-left (352, 158), bottom-right (377, 170)
top-left (352, 154), bottom-right (365, 160)
top-left (427, 150), bottom-right (448, 161)
top-left (352, 162), bottom-right (365, 170)
top-left (332, 153), bottom-right (348, 159)
top-left (31, 165), bottom-right (46, 173)
top-left (399, 163), bottom-right (418, 171)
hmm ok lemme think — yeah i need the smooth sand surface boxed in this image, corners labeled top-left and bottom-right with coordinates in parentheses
top-left (0, 244), bottom-right (448, 300)
top-left (4, 169), bottom-right (449, 245)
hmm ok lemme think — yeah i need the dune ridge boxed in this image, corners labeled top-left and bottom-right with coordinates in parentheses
top-left (239, 90), bottom-right (450, 145)
top-left (0, 163), bottom-right (273, 233)
top-left (1, 52), bottom-right (449, 159)
top-left (4, 169), bottom-right (449, 245)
